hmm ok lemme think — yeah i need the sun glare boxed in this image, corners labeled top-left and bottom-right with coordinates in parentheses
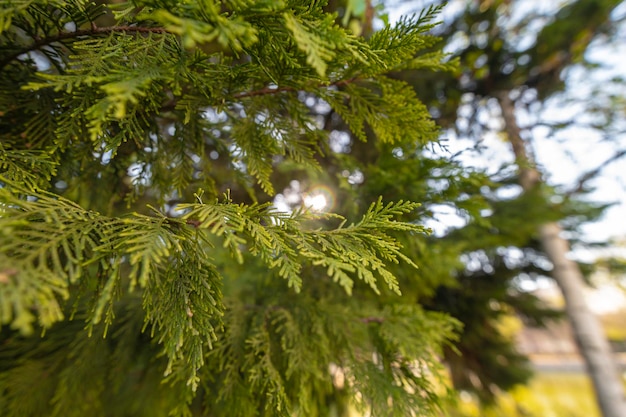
top-left (304, 194), bottom-right (327, 211)
top-left (303, 185), bottom-right (336, 212)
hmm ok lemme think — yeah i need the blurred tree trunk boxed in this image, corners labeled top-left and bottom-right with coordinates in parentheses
top-left (497, 90), bottom-right (626, 417)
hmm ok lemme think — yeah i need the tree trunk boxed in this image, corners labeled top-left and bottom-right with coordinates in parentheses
top-left (497, 90), bottom-right (626, 417)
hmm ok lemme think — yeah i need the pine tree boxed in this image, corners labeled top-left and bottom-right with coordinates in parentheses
top-left (0, 1), bottom-right (463, 416)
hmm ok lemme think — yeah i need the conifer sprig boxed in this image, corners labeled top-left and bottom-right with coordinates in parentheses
top-left (0, 24), bottom-right (170, 69)
top-left (180, 195), bottom-right (426, 294)
top-left (0, 181), bottom-right (428, 392)
top-left (0, 1), bottom-right (458, 415)
top-left (0, 142), bottom-right (58, 189)
top-left (2, 0), bottom-right (449, 197)
top-left (0, 182), bottom-right (223, 388)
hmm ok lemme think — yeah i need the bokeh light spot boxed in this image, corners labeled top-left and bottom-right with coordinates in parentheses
top-left (303, 185), bottom-right (336, 212)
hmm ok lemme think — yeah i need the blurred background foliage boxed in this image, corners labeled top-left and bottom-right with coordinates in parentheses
top-left (332, 0), bottom-right (626, 414)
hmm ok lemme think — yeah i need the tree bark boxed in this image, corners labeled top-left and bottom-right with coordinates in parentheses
top-left (497, 90), bottom-right (626, 417)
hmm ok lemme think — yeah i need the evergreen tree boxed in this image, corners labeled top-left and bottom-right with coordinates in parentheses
top-left (329, 0), bottom-right (568, 401)
top-left (0, 1), bottom-right (469, 416)
top-left (396, 0), bottom-right (626, 415)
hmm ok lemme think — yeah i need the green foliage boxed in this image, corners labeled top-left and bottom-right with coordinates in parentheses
top-left (0, 0), bottom-right (460, 416)
top-left (180, 194), bottom-right (426, 295)
top-left (390, 0), bottom-right (625, 405)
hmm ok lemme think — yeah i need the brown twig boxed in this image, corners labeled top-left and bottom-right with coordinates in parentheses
top-left (3, 20), bottom-right (363, 103)
top-left (185, 219), bottom-right (202, 228)
top-left (360, 317), bottom-right (384, 324)
top-left (232, 85), bottom-right (297, 99)
top-left (0, 24), bottom-right (169, 70)
top-left (232, 76), bottom-right (359, 100)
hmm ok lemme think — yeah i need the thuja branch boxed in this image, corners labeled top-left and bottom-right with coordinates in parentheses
top-left (232, 77), bottom-right (359, 100)
top-left (360, 317), bottom-right (384, 324)
top-left (232, 85), bottom-right (297, 99)
top-left (160, 76), bottom-right (361, 114)
top-left (0, 24), bottom-right (169, 69)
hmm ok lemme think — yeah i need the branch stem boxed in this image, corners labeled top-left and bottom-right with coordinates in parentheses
top-left (0, 25), bottom-right (169, 69)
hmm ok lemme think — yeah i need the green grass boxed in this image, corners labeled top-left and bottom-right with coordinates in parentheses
top-left (443, 371), bottom-right (612, 417)
top-left (508, 372), bottom-right (600, 417)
